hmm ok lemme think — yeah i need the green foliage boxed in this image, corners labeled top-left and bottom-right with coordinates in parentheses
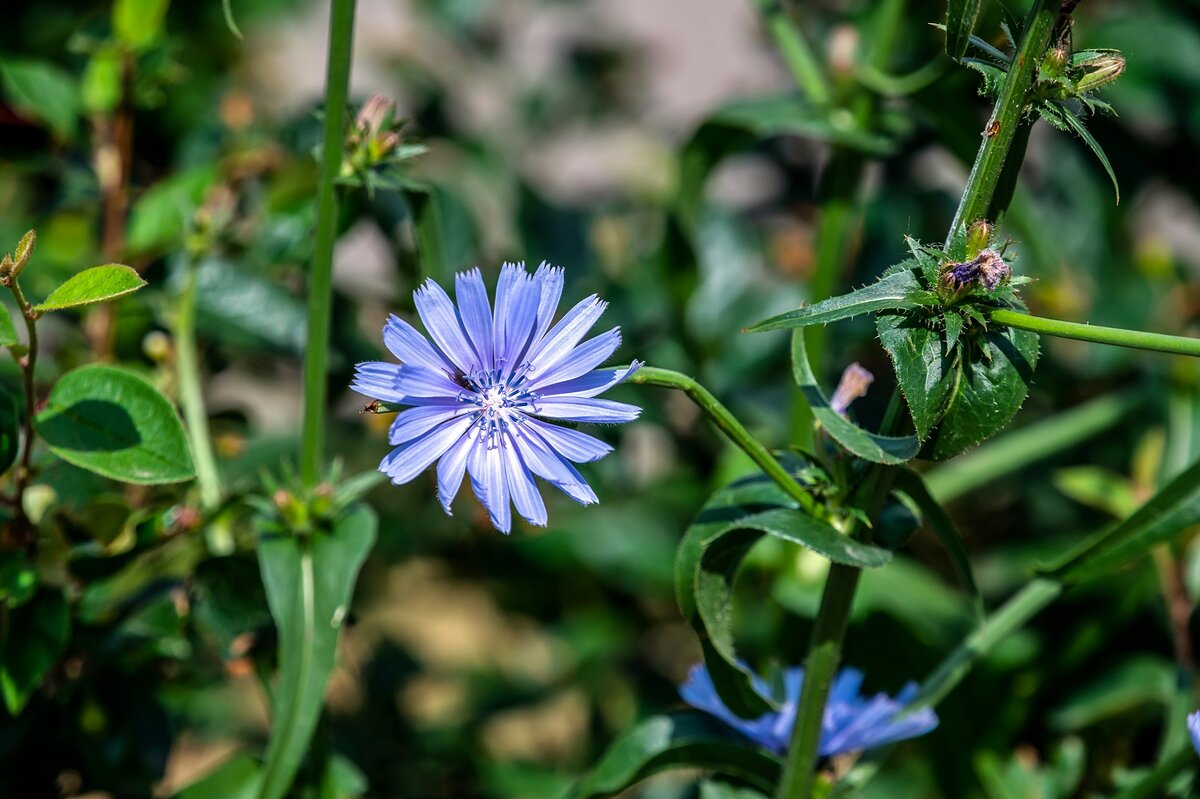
top-left (33, 265), bottom-right (146, 313)
top-left (567, 712), bottom-right (781, 799)
top-left (257, 505), bottom-right (376, 799)
top-left (0, 58), bottom-right (79, 139)
top-left (0, 589), bottom-right (68, 714)
top-left (36, 364), bottom-right (195, 484)
top-left (945, 0), bottom-right (984, 62)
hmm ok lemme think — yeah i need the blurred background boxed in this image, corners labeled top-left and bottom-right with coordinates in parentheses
top-left (1, 0), bottom-right (1199, 796)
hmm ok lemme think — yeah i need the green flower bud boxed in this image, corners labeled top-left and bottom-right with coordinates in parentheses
top-left (1074, 53), bottom-right (1125, 94)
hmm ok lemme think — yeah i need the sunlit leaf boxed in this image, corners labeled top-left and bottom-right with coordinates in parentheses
top-left (748, 267), bottom-right (925, 332)
top-left (33, 265), bottom-right (146, 313)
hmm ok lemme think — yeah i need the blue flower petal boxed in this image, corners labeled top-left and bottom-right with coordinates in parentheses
top-left (351, 361), bottom-right (407, 404)
top-left (436, 431), bottom-right (476, 514)
top-left (380, 416), bottom-right (474, 485)
top-left (414, 279), bottom-right (479, 374)
top-left (525, 419), bottom-right (612, 463)
top-left (389, 405), bottom-right (470, 445)
top-left (529, 328), bottom-right (623, 389)
top-left (503, 436), bottom-right (547, 527)
top-left (527, 295), bottom-right (607, 375)
top-left (455, 268), bottom-right (494, 366)
top-left (1189, 711), bottom-right (1200, 755)
top-left (537, 361), bottom-right (643, 399)
top-left (383, 314), bottom-right (452, 373)
top-left (534, 397), bottom-right (642, 424)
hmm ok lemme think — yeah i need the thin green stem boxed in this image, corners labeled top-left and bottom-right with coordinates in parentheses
top-left (1110, 745), bottom-right (1195, 799)
top-left (754, 0), bottom-right (832, 104)
top-left (629, 366), bottom-right (816, 514)
top-left (5, 277), bottom-right (39, 535)
top-left (300, 0), bottom-right (357, 487)
top-left (175, 259), bottom-right (221, 511)
top-left (990, 308), bottom-right (1200, 358)
top-left (914, 578), bottom-right (1062, 707)
top-left (946, 0), bottom-right (1061, 244)
top-left (776, 563), bottom-right (861, 799)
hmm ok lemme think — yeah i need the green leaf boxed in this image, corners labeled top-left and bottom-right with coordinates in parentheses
top-left (177, 752), bottom-right (262, 799)
top-left (888, 317), bottom-right (1040, 461)
top-left (0, 304), bottom-right (19, 348)
top-left (113, 0), bottom-right (171, 51)
top-left (36, 364), bottom-right (195, 484)
top-left (791, 330), bottom-right (919, 464)
top-left (408, 184), bottom-right (476, 282)
top-left (0, 589), bottom-right (69, 713)
top-left (0, 391), bottom-right (19, 475)
top-left (0, 551), bottom-right (38, 609)
top-left (0, 59), bottom-right (79, 139)
top-left (128, 167), bottom-right (216, 254)
top-left (946, 0), bottom-right (984, 61)
top-left (566, 712), bottom-right (781, 799)
top-left (1050, 657), bottom-right (1175, 731)
top-left (1049, 457), bottom-right (1200, 582)
top-left (877, 313), bottom-right (958, 440)
top-left (893, 468), bottom-right (982, 619)
top-left (749, 267), bottom-right (925, 332)
top-left (693, 504), bottom-right (891, 717)
top-left (1042, 103), bottom-right (1120, 203)
top-left (257, 506), bottom-right (377, 799)
top-left (711, 96), bottom-right (895, 154)
top-left (34, 264), bottom-right (147, 313)
top-left (81, 49), bottom-right (123, 114)
top-left (699, 781), bottom-right (771, 799)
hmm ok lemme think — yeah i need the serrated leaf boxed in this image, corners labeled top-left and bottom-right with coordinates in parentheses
top-left (893, 468), bottom-right (982, 619)
top-left (943, 312), bottom-right (964, 351)
top-left (877, 312), bottom-right (959, 441)
top-left (567, 712), bottom-right (781, 799)
top-left (36, 364), bottom-right (194, 484)
top-left (750, 267), bottom-right (926, 333)
top-left (791, 330), bottom-right (920, 464)
top-left (946, 0), bottom-right (984, 61)
top-left (34, 264), bottom-right (146, 312)
top-left (257, 506), bottom-right (377, 799)
top-left (0, 589), bottom-right (69, 713)
top-left (919, 323), bottom-right (1040, 460)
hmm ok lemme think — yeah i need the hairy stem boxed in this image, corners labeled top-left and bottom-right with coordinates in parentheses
top-left (946, 0), bottom-right (1062, 243)
top-left (175, 258), bottom-right (221, 511)
top-left (990, 308), bottom-right (1200, 358)
top-left (629, 367), bottom-right (816, 514)
top-left (300, 0), bottom-right (357, 486)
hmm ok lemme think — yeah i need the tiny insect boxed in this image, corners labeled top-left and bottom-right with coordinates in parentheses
top-left (984, 119), bottom-right (1001, 138)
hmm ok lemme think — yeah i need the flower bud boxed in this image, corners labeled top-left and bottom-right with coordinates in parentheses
top-left (10, 229), bottom-right (35, 278)
top-left (1042, 47), bottom-right (1070, 80)
top-left (965, 220), bottom-right (992, 259)
top-left (1074, 53), bottom-right (1125, 94)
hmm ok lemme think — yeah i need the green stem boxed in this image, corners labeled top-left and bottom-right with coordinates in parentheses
top-left (629, 366), bottom-right (816, 514)
top-left (1110, 745), bottom-right (1196, 799)
top-left (914, 578), bottom-right (1062, 707)
top-left (776, 563), bottom-right (861, 799)
top-left (946, 0), bottom-right (1061, 243)
top-left (755, 0), bottom-right (832, 104)
top-left (4, 277), bottom-right (39, 535)
top-left (300, 0), bottom-right (357, 486)
top-left (990, 309), bottom-right (1200, 358)
top-left (175, 259), bottom-right (221, 511)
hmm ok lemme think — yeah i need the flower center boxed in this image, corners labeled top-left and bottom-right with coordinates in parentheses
top-left (457, 370), bottom-right (542, 447)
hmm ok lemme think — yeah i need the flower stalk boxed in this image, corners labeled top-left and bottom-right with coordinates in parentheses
top-left (175, 257), bottom-right (222, 512)
top-left (989, 308), bottom-right (1200, 358)
top-left (300, 0), bottom-right (358, 487)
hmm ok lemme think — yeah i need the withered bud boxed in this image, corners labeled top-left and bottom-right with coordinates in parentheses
top-left (355, 94), bottom-right (394, 139)
top-left (942, 248), bottom-right (1011, 291)
top-left (965, 220), bottom-right (993, 259)
top-left (1075, 53), bottom-right (1125, 94)
top-left (830, 363), bottom-right (874, 416)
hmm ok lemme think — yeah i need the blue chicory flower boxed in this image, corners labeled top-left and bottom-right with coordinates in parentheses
top-left (679, 663), bottom-right (938, 757)
top-left (352, 262), bottom-right (642, 533)
top-left (1189, 711), bottom-right (1200, 755)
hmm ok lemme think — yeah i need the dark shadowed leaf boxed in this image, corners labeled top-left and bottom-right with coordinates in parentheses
top-left (36, 365), bottom-right (194, 484)
top-left (567, 712), bottom-right (780, 799)
top-left (791, 330), bottom-right (919, 464)
top-left (0, 391), bottom-right (19, 475)
top-left (34, 265), bottom-right (146, 313)
top-left (877, 312), bottom-right (958, 441)
top-left (0, 589), bottom-right (69, 713)
top-left (0, 305), bottom-right (19, 347)
top-left (257, 506), bottom-right (376, 799)
top-left (946, 0), bottom-right (984, 61)
top-left (699, 781), bottom-right (771, 799)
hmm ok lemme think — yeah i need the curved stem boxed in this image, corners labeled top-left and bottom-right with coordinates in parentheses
top-left (175, 258), bottom-right (221, 511)
top-left (300, 0), bottom-right (357, 486)
top-left (990, 308), bottom-right (1200, 358)
top-left (946, 0), bottom-right (1061, 244)
top-left (629, 366), bottom-right (816, 514)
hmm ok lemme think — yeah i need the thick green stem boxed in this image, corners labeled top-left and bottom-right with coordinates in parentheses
top-left (175, 259), bottom-right (221, 511)
top-left (776, 563), bottom-right (861, 799)
top-left (300, 0), bottom-right (357, 486)
top-left (629, 367), bottom-right (816, 514)
top-left (914, 578), bottom-right (1062, 707)
top-left (946, 0), bottom-right (1061, 243)
top-left (990, 308), bottom-right (1200, 358)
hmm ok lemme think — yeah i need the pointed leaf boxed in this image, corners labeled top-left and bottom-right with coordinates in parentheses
top-left (567, 712), bottom-right (780, 799)
top-left (946, 0), bottom-right (984, 61)
top-left (257, 506), bottom-right (377, 799)
top-left (0, 305), bottom-right (19, 347)
top-left (749, 268), bottom-right (925, 332)
top-left (1055, 105), bottom-right (1120, 204)
top-left (893, 468), bottom-right (982, 618)
top-left (792, 330), bottom-right (920, 464)
top-left (877, 312), bottom-right (959, 441)
top-left (34, 264), bottom-right (146, 313)
top-left (36, 364), bottom-right (195, 484)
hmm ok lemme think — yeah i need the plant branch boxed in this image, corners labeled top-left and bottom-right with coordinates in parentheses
top-left (946, 0), bottom-right (1062, 243)
top-left (629, 366), bottom-right (817, 514)
top-left (300, 0), bottom-right (357, 486)
top-left (990, 308), bottom-right (1200, 358)
top-left (175, 258), bottom-right (221, 511)
top-left (5, 277), bottom-right (40, 538)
